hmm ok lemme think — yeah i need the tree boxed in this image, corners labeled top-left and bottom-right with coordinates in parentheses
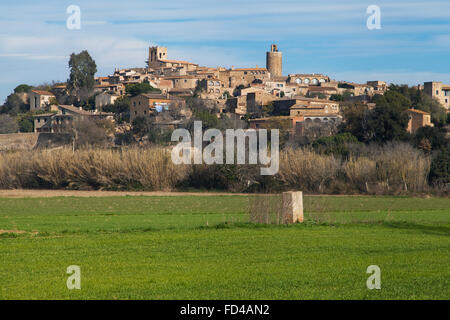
top-left (414, 94), bottom-right (447, 126)
top-left (64, 117), bottom-right (111, 149)
top-left (0, 114), bottom-right (19, 133)
top-left (147, 126), bottom-right (172, 145)
top-left (340, 90), bottom-right (410, 144)
top-left (14, 84), bottom-right (33, 94)
top-left (233, 84), bottom-right (245, 97)
top-left (414, 126), bottom-right (447, 152)
top-left (429, 150), bottom-right (450, 185)
top-left (307, 92), bottom-right (325, 99)
top-left (115, 131), bottom-right (135, 146)
top-left (223, 91), bottom-right (231, 99)
top-left (364, 105), bottom-right (409, 143)
top-left (342, 90), bottom-right (354, 100)
top-left (16, 113), bottom-right (34, 132)
top-left (312, 133), bottom-right (359, 157)
top-left (102, 96), bottom-right (131, 123)
top-left (125, 82), bottom-right (160, 97)
top-left (417, 138), bottom-right (432, 155)
top-left (192, 110), bottom-right (219, 130)
top-left (132, 116), bottom-right (151, 136)
top-left (1, 93), bottom-right (28, 115)
top-left (373, 90), bottom-right (411, 112)
top-left (330, 94), bottom-right (344, 102)
top-left (67, 50), bottom-right (97, 102)
top-left (386, 84), bottom-right (447, 125)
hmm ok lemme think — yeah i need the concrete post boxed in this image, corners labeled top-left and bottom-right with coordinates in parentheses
top-left (282, 191), bottom-right (303, 223)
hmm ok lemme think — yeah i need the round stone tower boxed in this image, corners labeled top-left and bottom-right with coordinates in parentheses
top-left (266, 44), bottom-right (282, 78)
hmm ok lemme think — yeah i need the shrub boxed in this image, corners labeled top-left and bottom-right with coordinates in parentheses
top-left (429, 150), bottom-right (450, 186)
top-left (0, 147), bottom-right (189, 191)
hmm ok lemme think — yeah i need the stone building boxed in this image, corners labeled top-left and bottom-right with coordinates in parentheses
top-left (95, 92), bottom-right (120, 110)
top-left (147, 46), bottom-right (199, 72)
top-left (225, 96), bottom-right (247, 115)
top-left (337, 82), bottom-right (374, 96)
top-left (424, 81), bottom-right (450, 110)
top-left (217, 67), bottom-right (270, 89)
top-left (272, 97), bottom-right (340, 116)
top-left (33, 105), bottom-right (113, 133)
top-left (366, 80), bottom-right (387, 94)
top-left (266, 44), bottom-right (282, 78)
top-left (165, 76), bottom-right (198, 89)
top-left (406, 109), bottom-right (434, 133)
top-left (200, 78), bottom-right (227, 98)
top-left (94, 83), bottom-right (125, 96)
top-left (306, 86), bottom-right (338, 99)
top-left (129, 93), bottom-right (185, 122)
top-left (287, 74), bottom-right (330, 86)
top-left (246, 91), bottom-right (277, 114)
top-left (29, 90), bottom-right (55, 110)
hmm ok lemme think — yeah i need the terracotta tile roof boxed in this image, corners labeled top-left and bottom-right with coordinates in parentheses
top-left (303, 114), bottom-right (343, 118)
top-left (249, 116), bottom-right (293, 121)
top-left (162, 75), bottom-right (197, 79)
top-left (58, 105), bottom-right (91, 115)
top-left (159, 59), bottom-right (197, 65)
top-left (31, 90), bottom-right (55, 96)
top-left (32, 113), bottom-right (54, 118)
top-left (307, 87), bottom-right (337, 91)
top-left (407, 109), bottom-right (430, 115)
top-left (293, 96), bottom-right (339, 104)
top-left (232, 68), bottom-right (268, 72)
top-left (289, 74), bottom-right (328, 77)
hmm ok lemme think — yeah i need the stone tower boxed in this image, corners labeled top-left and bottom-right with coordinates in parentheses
top-left (266, 44), bottom-right (282, 78)
top-left (148, 46), bottom-right (168, 63)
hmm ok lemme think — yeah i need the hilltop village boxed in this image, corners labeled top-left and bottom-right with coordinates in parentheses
top-left (1, 44), bottom-right (448, 148)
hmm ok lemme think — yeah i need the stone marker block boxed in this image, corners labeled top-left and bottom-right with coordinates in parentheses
top-left (282, 191), bottom-right (303, 223)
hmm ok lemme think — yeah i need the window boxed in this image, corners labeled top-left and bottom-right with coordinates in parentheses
top-left (295, 78), bottom-right (302, 84)
top-left (436, 90), bottom-right (439, 95)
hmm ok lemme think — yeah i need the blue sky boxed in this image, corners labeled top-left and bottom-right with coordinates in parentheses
top-left (1, 0), bottom-right (449, 103)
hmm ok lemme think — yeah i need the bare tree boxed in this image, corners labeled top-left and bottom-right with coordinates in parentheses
top-left (62, 117), bottom-right (112, 149)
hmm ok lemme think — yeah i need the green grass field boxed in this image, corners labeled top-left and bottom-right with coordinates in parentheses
top-left (0, 195), bottom-right (449, 299)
